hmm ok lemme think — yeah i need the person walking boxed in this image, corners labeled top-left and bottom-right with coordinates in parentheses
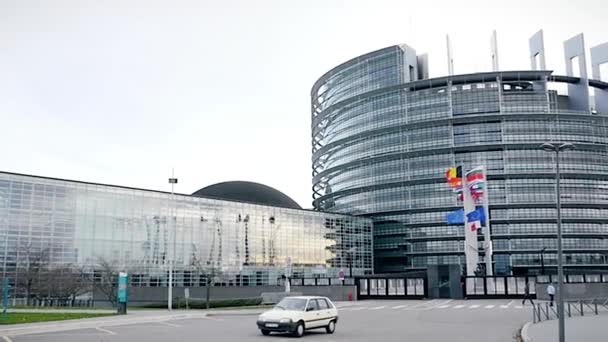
top-left (547, 283), bottom-right (556, 307)
top-left (522, 281), bottom-right (534, 305)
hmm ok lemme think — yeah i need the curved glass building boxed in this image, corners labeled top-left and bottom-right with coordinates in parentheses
top-left (312, 41), bottom-right (608, 275)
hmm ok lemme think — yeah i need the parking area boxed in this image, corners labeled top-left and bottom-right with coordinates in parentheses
top-left (4, 300), bottom-right (532, 342)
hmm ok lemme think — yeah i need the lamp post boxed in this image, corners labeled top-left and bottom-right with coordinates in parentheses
top-left (168, 171), bottom-right (178, 311)
top-left (541, 142), bottom-right (574, 342)
top-left (540, 247), bottom-right (547, 275)
top-left (346, 247), bottom-right (357, 279)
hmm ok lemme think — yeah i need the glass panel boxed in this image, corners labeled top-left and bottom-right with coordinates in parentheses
top-left (407, 278), bottom-right (417, 295)
top-left (507, 277), bottom-right (517, 295)
top-left (516, 277), bottom-right (526, 294)
top-left (377, 279), bottom-right (387, 296)
top-left (388, 279), bottom-right (398, 295)
top-left (486, 278), bottom-right (496, 295)
top-left (396, 279), bottom-right (405, 295)
top-left (568, 275), bottom-right (583, 283)
top-left (359, 279), bottom-right (368, 296)
top-left (370, 279), bottom-right (378, 295)
top-left (415, 278), bottom-right (425, 295)
top-left (586, 275), bottom-right (601, 283)
top-left (495, 277), bottom-right (505, 295)
top-left (528, 278), bottom-right (536, 294)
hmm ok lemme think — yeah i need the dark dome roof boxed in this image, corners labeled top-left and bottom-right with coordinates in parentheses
top-left (192, 181), bottom-right (301, 209)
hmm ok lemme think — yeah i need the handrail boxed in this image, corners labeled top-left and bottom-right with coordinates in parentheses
top-left (532, 298), bottom-right (608, 323)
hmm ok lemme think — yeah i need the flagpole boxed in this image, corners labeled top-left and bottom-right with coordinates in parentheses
top-left (481, 165), bottom-right (493, 276)
top-left (462, 167), bottom-right (479, 276)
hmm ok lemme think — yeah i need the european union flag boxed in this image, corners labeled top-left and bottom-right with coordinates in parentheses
top-left (466, 207), bottom-right (486, 225)
top-left (446, 209), bottom-right (464, 224)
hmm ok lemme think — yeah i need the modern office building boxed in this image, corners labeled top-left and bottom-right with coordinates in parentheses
top-left (0, 171), bottom-right (373, 297)
top-left (311, 32), bottom-right (608, 275)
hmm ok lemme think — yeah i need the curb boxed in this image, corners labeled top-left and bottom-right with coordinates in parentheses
top-left (520, 322), bottom-right (532, 342)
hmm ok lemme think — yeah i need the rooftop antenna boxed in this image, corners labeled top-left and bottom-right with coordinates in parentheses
top-left (491, 30), bottom-right (500, 71)
top-left (446, 35), bottom-right (454, 75)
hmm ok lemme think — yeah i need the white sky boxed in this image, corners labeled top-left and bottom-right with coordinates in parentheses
top-left (1, 0), bottom-right (606, 208)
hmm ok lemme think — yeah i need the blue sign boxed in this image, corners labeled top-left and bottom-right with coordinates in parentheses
top-left (117, 272), bottom-right (128, 303)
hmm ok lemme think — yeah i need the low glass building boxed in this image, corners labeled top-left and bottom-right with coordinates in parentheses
top-left (0, 172), bottom-right (373, 297)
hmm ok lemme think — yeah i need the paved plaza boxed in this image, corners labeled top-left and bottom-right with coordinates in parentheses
top-left (0, 300), bottom-right (532, 342)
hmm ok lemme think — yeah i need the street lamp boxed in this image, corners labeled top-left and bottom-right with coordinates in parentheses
top-left (346, 247), bottom-right (357, 279)
top-left (168, 171), bottom-right (178, 311)
top-left (540, 247), bottom-right (547, 275)
top-left (540, 142), bottom-right (574, 342)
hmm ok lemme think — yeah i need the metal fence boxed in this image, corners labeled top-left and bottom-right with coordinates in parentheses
top-left (532, 298), bottom-right (608, 323)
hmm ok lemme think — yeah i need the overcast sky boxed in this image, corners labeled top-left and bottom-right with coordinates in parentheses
top-left (1, 0), bottom-right (606, 208)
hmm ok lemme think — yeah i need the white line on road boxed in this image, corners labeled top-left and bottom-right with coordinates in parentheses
top-left (424, 300), bottom-right (452, 310)
top-left (160, 321), bottom-right (181, 327)
top-left (405, 300), bottom-right (439, 310)
top-left (95, 327), bottom-right (116, 335)
top-left (438, 305), bottom-right (451, 309)
top-left (469, 305), bottom-right (481, 309)
top-left (2, 336), bottom-right (13, 342)
top-left (453, 305), bottom-right (466, 309)
top-left (500, 300), bottom-right (514, 309)
top-left (350, 307), bottom-right (366, 311)
top-left (203, 316), bottom-right (224, 321)
top-left (484, 305), bottom-right (495, 309)
top-left (392, 305), bottom-right (407, 309)
top-left (515, 305), bottom-right (524, 309)
top-left (370, 306), bottom-right (386, 310)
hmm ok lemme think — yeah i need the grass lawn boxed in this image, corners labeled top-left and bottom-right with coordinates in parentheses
top-left (0, 312), bottom-right (115, 325)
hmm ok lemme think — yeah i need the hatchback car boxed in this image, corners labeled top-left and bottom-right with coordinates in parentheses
top-left (256, 296), bottom-right (338, 337)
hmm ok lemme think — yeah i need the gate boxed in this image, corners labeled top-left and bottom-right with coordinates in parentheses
top-left (356, 276), bottom-right (427, 299)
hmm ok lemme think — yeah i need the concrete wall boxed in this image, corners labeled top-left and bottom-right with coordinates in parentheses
top-left (535, 283), bottom-right (608, 301)
top-left (93, 285), bottom-right (357, 307)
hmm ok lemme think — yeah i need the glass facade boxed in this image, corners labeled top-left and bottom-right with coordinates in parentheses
top-left (312, 45), bottom-right (608, 275)
top-left (0, 172), bottom-right (373, 295)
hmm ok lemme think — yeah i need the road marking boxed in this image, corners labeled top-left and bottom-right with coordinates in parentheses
top-left (2, 336), bottom-right (13, 342)
top-left (392, 305), bottom-right (407, 309)
top-left (370, 306), bottom-right (385, 310)
top-left (515, 305), bottom-right (524, 309)
top-left (203, 316), bottom-right (224, 321)
top-left (500, 300), bottom-right (514, 309)
top-left (438, 305), bottom-right (451, 309)
top-left (350, 307), bottom-right (366, 311)
top-left (95, 327), bottom-right (116, 335)
top-left (424, 300), bottom-right (452, 310)
top-left (484, 305), bottom-right (495, 309)
top-left (453, 304), bottom-right (466, 309)
top-left (160, 321), bottom-right (181, 327)
top-left (469, 305), bottom-right (481, 309)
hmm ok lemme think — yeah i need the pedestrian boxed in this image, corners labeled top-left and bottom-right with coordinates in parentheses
top-left (522, 281), bottom-right (534, 305)
top-left (547, 283), bottom-right (556, 307)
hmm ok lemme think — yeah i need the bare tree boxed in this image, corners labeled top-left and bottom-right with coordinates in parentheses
top-left (15, 244), bottom-right (50, 305)
top-left (42, 266), bottom-right (88, 304)
top-left (91, 257), bottom-right (119, 307)
top-left (191, 254), bottom-right (222, 309)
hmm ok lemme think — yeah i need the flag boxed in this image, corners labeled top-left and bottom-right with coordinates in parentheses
top-left (466, 166), bottom-right (485, 185)
top-left (445, 166), bottom-right (462, 181)
top-left (466, 207), bottom-right (486, 225)
top-left (446, 209), bottom-right (464, 224)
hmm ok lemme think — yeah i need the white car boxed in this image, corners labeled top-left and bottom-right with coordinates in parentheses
top-left (256, 296), bottom-right (339, 337)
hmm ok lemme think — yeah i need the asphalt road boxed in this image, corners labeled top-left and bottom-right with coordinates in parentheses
top-left (4, 299), bottom-right (531, 342)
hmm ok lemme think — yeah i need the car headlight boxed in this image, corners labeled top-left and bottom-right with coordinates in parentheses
top-left (279, 318), bottom-right (292, 323)
top-left (258, 317), bottom-right (266, 322)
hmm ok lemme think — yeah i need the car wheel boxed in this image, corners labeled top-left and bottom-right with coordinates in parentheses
top-left (326, 320), bottom-right (336, 334)
top-left (293, 322), bottom-right (305, 337)
top-left (261, 329), bottom-right (270, 336)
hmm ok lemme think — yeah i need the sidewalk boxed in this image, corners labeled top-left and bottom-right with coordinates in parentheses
top-left (523, 313), bottom-right (608, 342)
top-left (0, 310), bottom-right (205, 337)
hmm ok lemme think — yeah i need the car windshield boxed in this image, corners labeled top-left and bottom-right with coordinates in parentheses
top-left (274, 298), bottom-right (307, 311)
